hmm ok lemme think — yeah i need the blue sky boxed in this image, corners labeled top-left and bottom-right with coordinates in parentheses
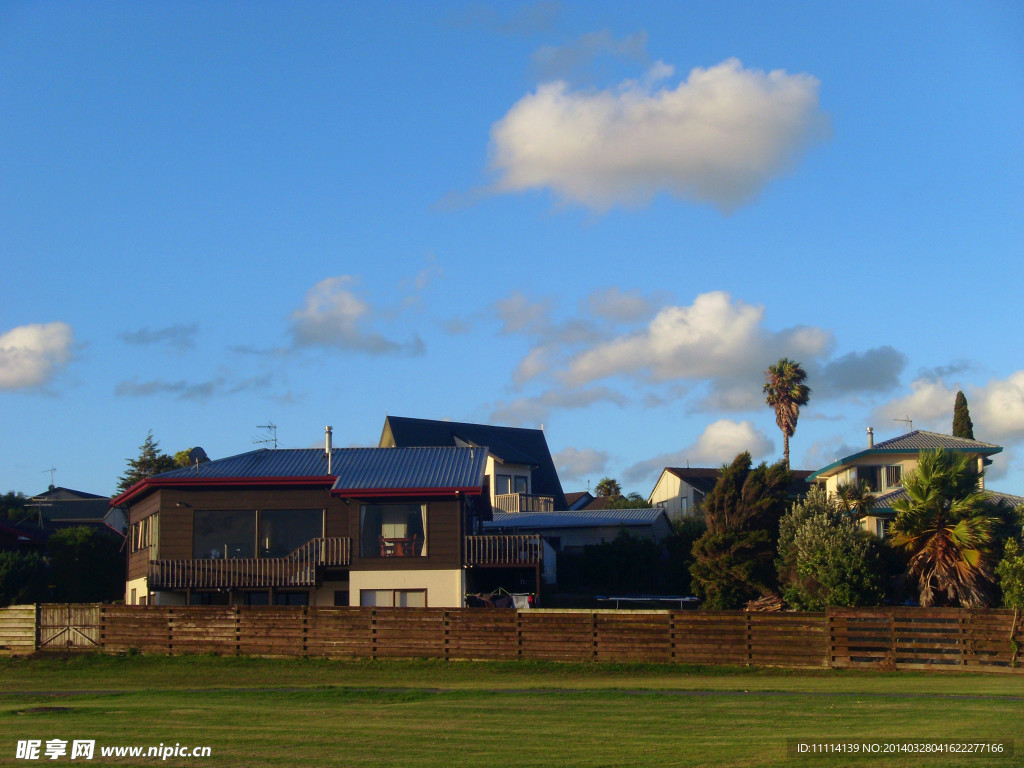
top-left (2, 1), bottom-right (1023, 499)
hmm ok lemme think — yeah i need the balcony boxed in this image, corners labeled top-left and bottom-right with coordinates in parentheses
top-left (465, 534), bottom-right (542, 566)
top-left (149, 537), bottom-right (351, 590)
top-left (493, 493), bottom-right (554, 513)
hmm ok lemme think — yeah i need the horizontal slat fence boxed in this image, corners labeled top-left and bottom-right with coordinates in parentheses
top-left (4, 604), bottom-right (1020, 672)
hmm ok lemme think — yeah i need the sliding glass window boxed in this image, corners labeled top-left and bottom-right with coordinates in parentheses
top-left (193, 510), bottom-right (256, 559)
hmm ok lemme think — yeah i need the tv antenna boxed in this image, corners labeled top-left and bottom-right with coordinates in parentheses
top-left (43, 466), bottom-right (56, 487)
top-left (893, 416), bottom-right (913, 431)
top-left (254, 423), bottom-right (278, 450)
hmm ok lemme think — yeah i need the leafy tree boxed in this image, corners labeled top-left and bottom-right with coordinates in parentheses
top-left (888, 450), bottom-right (998, 607)
top-left (997, 539), bottom-right (1024, 610)
top-left (47, 526), bottom-right (125, 603)
top-left (606, 491), bottom-right (650, 509)
top-left (763, 358), bottom-right (811, 468)
top-left (173, 447), bottom-right (210, 468)
top-left (776, 487), bottom-right (886, 609)
top-left (689, 452), bottom-right (792, 608)
top-left (953, 391), bottom-right (975, 440)
top-left (117, 431), bottom-right (178, 493)
top-left (2, 491), bottom-right (29, 522)
top-left (0, 550), bottom-right (48, 606)
top-left (594, 477), bottom-right (622, 497)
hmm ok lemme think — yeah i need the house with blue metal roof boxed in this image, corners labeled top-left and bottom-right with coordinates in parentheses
top-left (806, 428), bottom-right (1006, 537)
top-left (114, 429), bottom-right (542, 608)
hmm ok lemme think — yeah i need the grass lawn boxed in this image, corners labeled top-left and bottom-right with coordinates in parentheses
top-left (0, 655), bottom-right (1021, 767)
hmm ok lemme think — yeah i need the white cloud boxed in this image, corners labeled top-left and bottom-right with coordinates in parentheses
top-left (489, 386), bottom-right (627, 426)
top-left (289, 276), bottom-right (424, 355)
top-left (623, 419), bottom-right (774, 483)
top-left (490, 58), bottom-right (829, 211)
top-left (553, 446), bottom-right (610, 483)
top-left (0, 322), bottom-right (74, 390)
top-left (873, 371), bottom-right (1024, 445)
top-left (563, 291), bottom-right (832, 388)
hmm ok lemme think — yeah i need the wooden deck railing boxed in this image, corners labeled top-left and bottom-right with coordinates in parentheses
top-left (493, 493), bottom-right (555, 513)
top-left (465, 534), bottom-right (542, 565)
top-left (148, 537), bottom-right (350, 590)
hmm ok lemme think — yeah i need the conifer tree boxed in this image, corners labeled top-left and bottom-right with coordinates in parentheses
top-left (953, 390), bottom-right (974, 439)
top-left (117, 431), bottom-right (178, 493)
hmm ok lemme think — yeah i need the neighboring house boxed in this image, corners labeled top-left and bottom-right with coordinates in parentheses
top-left (647, 467), bottom-right (814, 519)
top-left (380, 416), bottom-right (567, 513)
top-left (806, 429), bottom-right (1006, 538)
top-left (563, 492), bottom-right (633, 511)
top-left (485, 508), bottom-right (673, 553)
top-left (113, 432), bottom-right (541, 608)
top-left (23, 486), bottom-right (127, 537)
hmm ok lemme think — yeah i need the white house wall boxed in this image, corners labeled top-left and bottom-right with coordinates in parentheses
top-left (349, 568), bottom-right (465, 608)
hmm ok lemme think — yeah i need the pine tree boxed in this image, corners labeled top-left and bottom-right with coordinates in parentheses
top-left (953, 391), bottom-right (974, 439)
top-left (117, 431), bottom-right (178, 493)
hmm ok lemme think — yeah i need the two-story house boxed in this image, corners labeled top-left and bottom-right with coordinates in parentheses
top-left (647, 466), bottom-right (814, 519)
top-left (806, 429), bottom-right (1008, 537)
top-left (114, 430), bottom-right (541, 608)
top-left (379, 416), bottom-right (567, 513)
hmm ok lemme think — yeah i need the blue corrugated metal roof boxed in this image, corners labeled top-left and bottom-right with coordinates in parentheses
top-left (153, 446), bottom-right (487, 491)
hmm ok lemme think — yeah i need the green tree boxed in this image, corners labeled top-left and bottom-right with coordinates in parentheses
top-left (594, 477), bottom-right (622, 497)
top-left (763, 358), bottom-right (811, 468)
top-left (776, 487), bottom-right (886, 609)
top-left (689, 453), bottom-right (792, 608)
top-left (47, 526), bottom-right (125, 603)
top-left (888, 450), bottom-right (998, 607)
top-left (997, 539), bottom-right (1024, 610)
top-left (173, 447), bottom-right (209, 468)
top-left (117, 431), bottom-right (178, 493)
top-left (835, 481), bottom-right (875, 517)
top-left (953, 390), bottom-right (975, 439)
top-left (0, 550), bottom-right (48, 606)
top-left (606, 491), bottom-right (650, 509)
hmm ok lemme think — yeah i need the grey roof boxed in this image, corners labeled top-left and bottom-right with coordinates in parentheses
top-left (868, 487), bottom-right (1024, 514)
top-left (485, 508), bottom-right (667, 530)
top-left (381, 416), bottom-right (566, 508)
top-left (117, 446), bottom-right (487, 504)
top-left (808, 431), bottom-right (1003, 482)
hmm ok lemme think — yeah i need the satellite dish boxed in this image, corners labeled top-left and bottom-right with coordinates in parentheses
top-left (188, 447), bottom-right (209, 464)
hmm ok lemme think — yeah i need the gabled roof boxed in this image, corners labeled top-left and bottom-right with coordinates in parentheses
top-left (112, 446), bottom-right (487, 506)
top-left (380, 416), bottom-right (566, 508)
top-left (485, 508), bottom-right (668, 530)
top-left (655, 466), bottom-right (814, 499)
top-left (808, 431), bottom-right (1003, 482)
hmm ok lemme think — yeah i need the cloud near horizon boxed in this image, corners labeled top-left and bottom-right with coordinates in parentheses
top-left (0, 322), bottom-right (74, 390)
top-left (289, 277), bottom-right (424, 356)
top-left (623, 419), bottom-right (774, 483)
top-left (489, 58), bottom-right (829, 211)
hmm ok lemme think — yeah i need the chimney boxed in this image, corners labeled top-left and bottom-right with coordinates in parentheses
top-left (866, 427), bottom-right (874, 448)
top-left (325, 426), bottom-right (333, 474)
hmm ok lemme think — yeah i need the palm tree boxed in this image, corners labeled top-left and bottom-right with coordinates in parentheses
top-left (594, 477), bottom-right (622, 497)
top-left (763, 358), bottom-right (811, 468)
top-left (835, 481), bottom-right (875, 518)
top-left (888, 449), bottom-right (998, 607)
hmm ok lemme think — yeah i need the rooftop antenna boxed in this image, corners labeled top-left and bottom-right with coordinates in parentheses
top-left (254, 423), bottom-right (278, 450)
top-left (43, 466), bottom-right (56, 488)
top-left (893, 416), bottom-right (913, 431)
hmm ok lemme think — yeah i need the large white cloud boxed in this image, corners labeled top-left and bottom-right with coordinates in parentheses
top-left (289, 277), bottom-right (424, 355)
top-left (0, 322), bottom-right (74, 390)
top-left (563, 291), bottom-right (832, 388)
top-left (623, 419), bottom-right (774, 483)
top-left (490, 58), bottom-right (829, 211)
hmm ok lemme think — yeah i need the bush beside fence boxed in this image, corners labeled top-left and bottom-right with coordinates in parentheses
top-left (2, 603), bottom-right (1021, 672)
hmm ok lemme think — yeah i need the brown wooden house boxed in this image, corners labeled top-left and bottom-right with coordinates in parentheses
top-left (113, 433), bottom-right (541, 608)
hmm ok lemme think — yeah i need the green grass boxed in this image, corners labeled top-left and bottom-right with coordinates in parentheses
top-left (1, 655), bottom-right (1022, 767)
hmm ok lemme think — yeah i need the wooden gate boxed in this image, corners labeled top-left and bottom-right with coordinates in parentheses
top-left (38, 604), bottom-right (100, 651)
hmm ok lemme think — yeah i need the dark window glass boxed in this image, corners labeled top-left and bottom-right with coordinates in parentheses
top-left (359, 504), bottom-right (427, 558)
top-left (245, 591), bottom-right (270, 606)
top-left (495, 475), bottom-right (511, 495)
top-left (859, 466), bottom-right (881, 493)
top-left (259, 509), bottom-right (322, 558)
top-left (513, 475), bottom-right (528, 494)
top-left (193, 510), bottom-right (255, 559)
top-left (274, 591), bottom-right (309, 606)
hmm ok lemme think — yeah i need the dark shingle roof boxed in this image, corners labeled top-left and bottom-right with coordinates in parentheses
top-left (381, 416), bottom-right (566, 508)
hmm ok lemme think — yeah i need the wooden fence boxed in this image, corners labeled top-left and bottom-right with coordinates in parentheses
top-left (2, 604), bottom-right (1021, 671)
top-left (0, 604), bottom-right (36, 654)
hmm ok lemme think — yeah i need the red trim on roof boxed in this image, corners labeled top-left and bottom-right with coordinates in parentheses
top-left (111, 476), bottom-right (336, 507)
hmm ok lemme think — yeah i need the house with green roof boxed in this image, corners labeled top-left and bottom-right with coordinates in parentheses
top-left (806, 428), bottom-right (1007, 537)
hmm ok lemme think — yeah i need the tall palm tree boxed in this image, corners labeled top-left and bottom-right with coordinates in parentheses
top-left (889, 449), bottom-right (997, 607)
top-left (594, 477), bottom-right (622, 497)
top-left (763, 358), bottom-right (811, 468)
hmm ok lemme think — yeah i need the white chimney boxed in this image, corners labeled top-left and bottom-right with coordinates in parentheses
top-left (325, 426), bottom-right (333, 474)
top-left (867, 427), bottom-right (874, 448)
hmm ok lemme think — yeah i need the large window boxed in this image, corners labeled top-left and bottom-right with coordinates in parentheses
top-left (259, 509), bottom-right (322, 557)
top-left (495, 474), bottom-right (529, 495)
top-left (359, 589), bottom-right (427, 607)
top-left (193, 510), bottom-right (256, 559)
top-left (359, 503), bottom-right (427, 558)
